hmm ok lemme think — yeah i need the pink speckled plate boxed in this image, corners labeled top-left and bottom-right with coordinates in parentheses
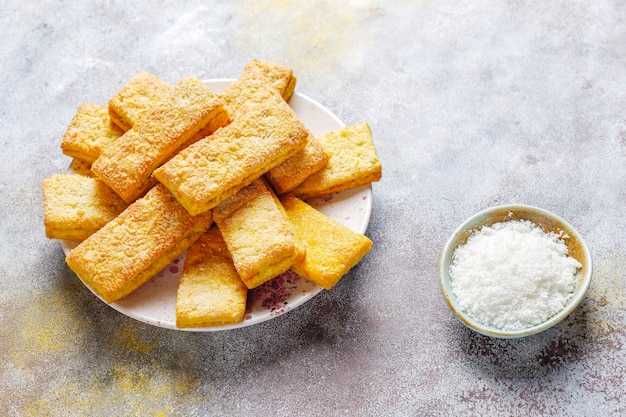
top-left (62, 79), bottom-right (373, 331)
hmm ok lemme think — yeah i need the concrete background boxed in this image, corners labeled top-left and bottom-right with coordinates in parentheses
top-left (1, 1), bottom-right (624, 416)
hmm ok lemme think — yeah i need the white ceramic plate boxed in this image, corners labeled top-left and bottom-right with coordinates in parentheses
top-left (62, 79), bottom-right (373, 331)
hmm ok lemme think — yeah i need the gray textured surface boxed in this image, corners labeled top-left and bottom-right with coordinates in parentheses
top-left (2, 1), bottom-right (625, 416)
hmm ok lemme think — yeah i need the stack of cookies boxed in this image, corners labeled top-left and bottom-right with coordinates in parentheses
top-left (43, 59), bottom-right (382, 328)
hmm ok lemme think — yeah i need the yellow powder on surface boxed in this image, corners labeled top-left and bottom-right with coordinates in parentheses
top-left (16, 346), bottom-right (202, 417)
top-left (4, 285), bottom-right (203, 416)
top-left (115, 323), bottom-right (159, 354)
top-left (10, 292), bottom-right (86, 366)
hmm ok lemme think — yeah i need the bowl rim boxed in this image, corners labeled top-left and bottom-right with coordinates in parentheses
top-left (438, 204), bottom-right (593, 338)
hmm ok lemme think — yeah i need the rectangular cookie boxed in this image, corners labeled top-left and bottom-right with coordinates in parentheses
top-left (264, 131), bottom-right (329, 194)
top-left (212, 178), bottom-right (301, 289)
top-left (108, 71), bottom-right (171, 131)
top-left (176, 225), bottom-right (248, 328)
top-left (291, 122), bottom-right (382, 200)
top-left (43, 174), bottom-right (128, 241)
top-left (239, 59), bottom-right (297, 101)
top-left (279, 193), bottom-right (372, 290)
top-left (61, 103), bottom-right (124, 163)
top-left (92, 77), bottom-right (229, 203)
top-left (69, 158), bottom-right (95, 177)
top-left (153, 84), bottom-right (309, 215)
top-left (220, 77), bottom-right (329, 194)
top-left (107, 71), bottom-right (217, 148)
top-left (66, 184), bottom-right (214, 303)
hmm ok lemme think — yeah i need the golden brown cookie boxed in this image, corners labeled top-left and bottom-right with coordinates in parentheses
top-left (66, 184), bottom-right (214, 303)
top-left (291, 122), bottom-right (382, 200)
top-left (61, 103), bottom-right (124, 163)
top-left (176, 226), bottom-right (248, 327)
top-left (280, 193), bottom-right (372, 290)
top-left (213, 178), bottom-right (301, 289)
top-left (43, 174), bottom-right (127, 240)
top-left (92, 77), bottom-right (229, 203)
top-left (108, 71), bottom-right (171, 130)
top-left (153, 83), bottom-right (308, 215)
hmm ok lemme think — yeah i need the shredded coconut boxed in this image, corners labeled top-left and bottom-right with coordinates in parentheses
top-left (449, 219), bottom-right (582, 331)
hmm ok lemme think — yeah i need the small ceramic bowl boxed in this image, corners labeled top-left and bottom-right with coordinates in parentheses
top-left (439, 204), bottom-right (592, 338)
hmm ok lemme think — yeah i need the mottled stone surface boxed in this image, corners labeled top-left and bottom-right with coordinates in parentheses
top-left (1, 1), bottom-right (625, 416)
